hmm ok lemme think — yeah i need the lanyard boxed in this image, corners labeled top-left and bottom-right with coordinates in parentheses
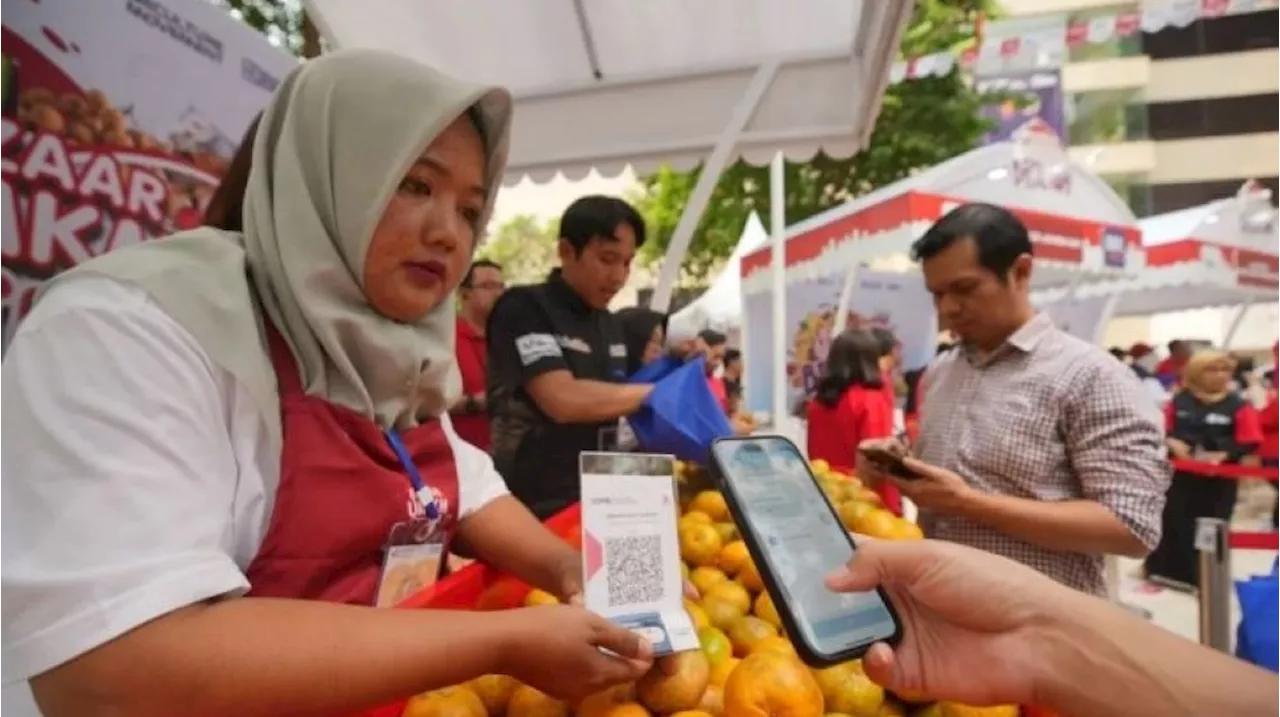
top-left (384, 429), bottom-right (440, 520)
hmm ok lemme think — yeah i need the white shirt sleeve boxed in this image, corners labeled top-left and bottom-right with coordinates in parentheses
top-left (440, 414), bottom-right (510, 518)
top-left (1, 279), bottom-right (248, 683)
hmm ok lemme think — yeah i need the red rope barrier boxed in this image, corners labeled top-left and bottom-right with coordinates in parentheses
top-left (1169, 459), bottom-right (1280, 482)
top-left (1230, 531), bottom-right (1279, 551)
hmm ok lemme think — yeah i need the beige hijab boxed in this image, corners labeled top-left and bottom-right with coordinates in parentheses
top-left (40, 49), bottom-right (512, 447)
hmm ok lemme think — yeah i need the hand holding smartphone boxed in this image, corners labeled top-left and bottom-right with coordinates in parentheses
top-left (858, 441), bottom-right (920, 481)
top-left (708, 436), bottom-right (903, 667)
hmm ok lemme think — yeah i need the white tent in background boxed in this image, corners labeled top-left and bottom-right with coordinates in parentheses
top-left (300, 0), bottom-right (912, 314)
top-left (668, 212), bottom-right (769, 337)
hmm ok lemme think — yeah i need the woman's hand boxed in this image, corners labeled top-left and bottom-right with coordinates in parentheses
top-left (825, 538), bottom-right (1075, 708)
top-left (495, 606), bottom-right (653, 701)
top-left (1167, 437), bottom-right (1192, 459)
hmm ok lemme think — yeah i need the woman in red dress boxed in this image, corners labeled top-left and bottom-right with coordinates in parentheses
top-left (806, 329), bottom-right (899, 513)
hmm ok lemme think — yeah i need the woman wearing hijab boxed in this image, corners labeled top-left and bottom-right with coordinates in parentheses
top-left (1144, 349), bottom-right (1263, 589)
top-left (1, 51), bottom-right (653, 716)
top-left (616, 307), bottom-right (667, 376)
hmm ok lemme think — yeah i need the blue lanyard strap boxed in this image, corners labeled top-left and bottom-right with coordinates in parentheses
top-left (384, 429), bottom-right (440, 520)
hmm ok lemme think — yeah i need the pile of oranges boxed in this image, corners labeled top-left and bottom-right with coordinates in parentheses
top-left (400, 459), bottom-right (1025, 717)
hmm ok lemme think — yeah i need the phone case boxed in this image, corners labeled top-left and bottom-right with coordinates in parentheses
top-left (707, 435), bottom-right (903, 667)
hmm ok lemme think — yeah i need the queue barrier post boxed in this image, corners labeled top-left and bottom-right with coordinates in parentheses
top-left (1195, 517), bottom-right (1233, 653)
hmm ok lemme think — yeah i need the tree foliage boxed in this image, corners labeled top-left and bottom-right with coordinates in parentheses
top-left (218, 0), bottom-right (321, 57)
top-left (480, 215), bottom-right (560, 286)
top-left (631, 0), bottom-right (998, 284)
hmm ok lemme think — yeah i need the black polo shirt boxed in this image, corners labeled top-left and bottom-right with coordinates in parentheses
top-left (486, 272), bottom-right (629, 519)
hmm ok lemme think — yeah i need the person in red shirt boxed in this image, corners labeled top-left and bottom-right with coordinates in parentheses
top-left (1154, 339), bottom-right (1192, 388)
top-left (1262, 342), bottom-right (1279, 528)
top-left (698, 328), bottom-right (730, 413)
top-left (806, 329), bottom-right (898, 513)
top-left (451, 259), bottom-right (504, 450)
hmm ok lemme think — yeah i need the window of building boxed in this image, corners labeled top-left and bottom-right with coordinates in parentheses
top-left (1066, 88), bottom-right (1149, 145)
top-left (1105, 174), bottom-right (1154, 217)
top-left (1148, 93), bottom-right (1279, 141)
top-left (1065, 4), bottom-right (1144, 62)
top-left (1148, 176), bottom-right (1280, 215)
top-left (1144, 10), bottom-right (1278, 60)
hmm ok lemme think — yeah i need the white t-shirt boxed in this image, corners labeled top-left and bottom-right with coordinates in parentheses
top-left (0, 276), bottom-right (508, 712)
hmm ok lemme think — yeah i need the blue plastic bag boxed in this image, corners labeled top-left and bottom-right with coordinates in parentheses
top-left (628, 356), bottom-right (732, 462)
top-left (1235, 558), bottom-right (1278, 672)
top-left (628, 354), bottom-right (685, 384)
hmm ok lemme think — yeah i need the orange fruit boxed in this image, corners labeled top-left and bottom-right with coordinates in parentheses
top-left (681, 510), bottom-right (715, 528)
top-left (889, 519), bottom-right (924, 541)
top-left (576, 684), bottom-right (637, 717)
top-left (753, 592), bottom-right (781, 629)
top-left (837, 501), bottom-right (875, 532)
top-left (680, 523), bottom-right (724, 567)
top-left (699, 685), bottom-right (725, 716)
top-left (810, 459), bottom-right (831, 475)
top-left (876, 703), bottom-right (906, 717)
top-left (403, 686), bottom-right (488, 717)
top-left (714, 522), bottom-right (739, 544)
top-left (854, 488), bottom-right (883, 507)
top-left (686, 599), bottom-right (711, 630)
top-left (736, 561), bottom-right (765, 594)
top-left (689, 491), bottom-right (731, 521)
top-left (691, 566), bottom-right (729, 595)
top-left (594, 703), bottom-right (650, 717)
top-left (699, 626), bottom-right (734, 665)
top-left (701, 595), bottom-right (747, 631)
top-left (811, 662), bottom-right (884, 715)
top-left (523, 589), bottom-right (560, 607)
top-left (636, 650), bottom-right (711, 713)
top-left (857, 510), bottom-right (900, 540)
top-left (708, 656), bottom-right (741, 687)
top-left (937, 705), bottom-right (1019, 717)
top-left (889, 687), bottom-right (932, 705)
top-left (467, 675), bottom-right (519, 716)
top-left (682, 562), bottom-right (692, 580)
top-left (507, 686), bottom-right (568, 717)
top-left (717, 540), bottom-right (752, 576)
top-left (705, 582), bottom-right (752, 614)
top-left (749, 636), bottom-right (796, 657)
top-left (726, 616), bottom-right (777, 657)
top-left (723, 651), bottom-right (823, 717)
top-left (674, 712), bottom-right (715, 717)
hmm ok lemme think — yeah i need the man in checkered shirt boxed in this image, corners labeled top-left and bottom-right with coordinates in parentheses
top-left (859, 203), bottom-right (1170, 595)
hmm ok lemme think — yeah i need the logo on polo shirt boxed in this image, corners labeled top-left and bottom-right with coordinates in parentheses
top-left (557, 335), bottom-right (592, 354)
top-left (609, 343), bottom-right (627, 358)
top-left (516, 333), bottom-right (562, 366)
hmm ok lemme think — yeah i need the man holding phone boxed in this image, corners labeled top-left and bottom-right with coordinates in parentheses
top-left (858, 203), bottom-right (1169, 596)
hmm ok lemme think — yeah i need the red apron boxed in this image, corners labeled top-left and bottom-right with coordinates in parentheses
top-left (244, 329), bottom-right (461, 604)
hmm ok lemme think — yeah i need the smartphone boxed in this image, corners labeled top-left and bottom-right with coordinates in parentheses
top-left (858, 444), bottom-right (920, 481)
top-left (708, 435), bottom-right (903, 667)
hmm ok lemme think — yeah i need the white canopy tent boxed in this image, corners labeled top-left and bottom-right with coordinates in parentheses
top-left (667, 212), bottom-right (769, 338)
top-left (302, 0), bottom-right (914, 425)
top-left (738, 121), bottom-right (1146, 337)
top-left (1033, 182), bottom-right (1279, 346)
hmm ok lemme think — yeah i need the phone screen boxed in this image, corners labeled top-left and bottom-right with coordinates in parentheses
top-left (711, 437), bottom-right (899, 657)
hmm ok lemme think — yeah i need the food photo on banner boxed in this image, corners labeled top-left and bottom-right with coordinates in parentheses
top-left (0, 0), bottom-right (295, 349)
top-left (975, 69), bottom-right (1064, 147)
top-left (743, 271), bottom-right (936, 414)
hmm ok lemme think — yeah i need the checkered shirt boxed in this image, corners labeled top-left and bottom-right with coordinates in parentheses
top-left (916, 312), bottom-right (1170, 595)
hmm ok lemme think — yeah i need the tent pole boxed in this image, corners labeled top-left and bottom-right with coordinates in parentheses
top-left (832, 262), bottom-right (864, 336)
top-left (1221, 301), bottom-right (1254, 349)
top-left (650, 61), bottom-right (780, 312)
top-left (1093, 292), bottom-right (1123, 345)
top-left (770, 152), bottom-right (788, 432)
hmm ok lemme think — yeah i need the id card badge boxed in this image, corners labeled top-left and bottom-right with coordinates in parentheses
top-left (375, 519), bottom-right (447, 608)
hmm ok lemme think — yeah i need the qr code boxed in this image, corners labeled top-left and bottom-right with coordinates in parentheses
top-left (605, 535), bottom-right (665, 607)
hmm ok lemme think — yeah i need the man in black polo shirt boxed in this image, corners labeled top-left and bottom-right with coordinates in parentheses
top-left (487, 196), bottom-right (654, 519)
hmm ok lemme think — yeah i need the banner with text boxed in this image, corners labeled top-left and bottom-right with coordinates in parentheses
top-left (743, 271), bottom-right (937, 414)
top-left (2, 0), bottom-right (295, 347)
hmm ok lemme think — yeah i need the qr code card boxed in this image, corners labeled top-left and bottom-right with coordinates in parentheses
top-left (580, 452), bottom-right (698, 655)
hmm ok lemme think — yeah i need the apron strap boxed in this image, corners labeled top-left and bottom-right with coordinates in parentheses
top-left (264, 323), bottom-right (305, 397)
